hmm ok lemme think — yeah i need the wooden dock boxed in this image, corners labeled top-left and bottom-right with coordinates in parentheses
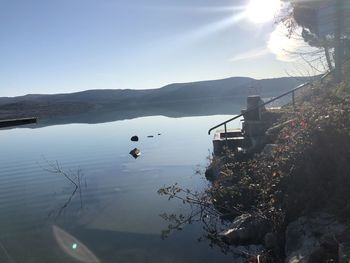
top-left (0, 117), bottom-right (37, 128)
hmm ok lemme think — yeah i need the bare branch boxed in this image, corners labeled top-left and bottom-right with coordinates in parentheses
top-left (39, 158), bottom-right (85, 219)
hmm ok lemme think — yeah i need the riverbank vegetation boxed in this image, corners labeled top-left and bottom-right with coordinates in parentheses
top-left (212, 71), bottom-right (350, 257)
top-left (159, 71), bottom-right (350, 262)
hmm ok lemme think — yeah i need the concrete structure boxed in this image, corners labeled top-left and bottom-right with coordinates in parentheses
top-left (213, 96), bottom-right (268, 156)
top-left (212, 128), bottom-right (248, 156)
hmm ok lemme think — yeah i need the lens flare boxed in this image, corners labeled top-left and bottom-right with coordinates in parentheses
top-left (53, 225), bottom-right (100, 263)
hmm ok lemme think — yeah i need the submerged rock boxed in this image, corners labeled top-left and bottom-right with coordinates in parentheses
top-left (129, 148), bottom-right (141, 159)
top-left (130, 136), bottom-right (139, 142)
top-left (147, 135), bottom-right (154, 138)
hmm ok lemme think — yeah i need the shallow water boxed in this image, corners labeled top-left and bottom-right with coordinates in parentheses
top-left (0, 115), bottom-right (241, 263)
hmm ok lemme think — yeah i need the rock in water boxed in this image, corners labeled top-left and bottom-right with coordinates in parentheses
top-left (147, 135), bottom-right (154, 138)
top-left (129, 148), bottom-right (141, 159)
top-left (130, 136), bottom-right (139, 142)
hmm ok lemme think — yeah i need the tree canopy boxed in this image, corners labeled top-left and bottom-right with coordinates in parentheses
top-left (282, 0), bottom-right (349, 73)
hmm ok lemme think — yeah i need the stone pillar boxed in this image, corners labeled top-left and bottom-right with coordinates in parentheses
top-left (244, 95), bottom-right (265, 121)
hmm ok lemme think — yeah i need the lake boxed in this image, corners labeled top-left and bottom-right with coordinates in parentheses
top-left (0, 115), bottom-right (242, 263)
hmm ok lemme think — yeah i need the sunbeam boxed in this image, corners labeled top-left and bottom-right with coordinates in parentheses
top-left (173, 11), bottom-right (247, 46)
top-left (230, 47), bottom-right (269, 62)
top-left (193, 5), bottom-right (247, 13)
top-left (144, 5), bottom-right (246, 14)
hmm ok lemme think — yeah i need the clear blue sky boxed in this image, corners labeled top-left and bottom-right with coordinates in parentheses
top-left (0, 0), bottom-right (301, 96)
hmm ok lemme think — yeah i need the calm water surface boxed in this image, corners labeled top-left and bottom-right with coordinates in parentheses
top-left (0, 115), bottom-right (241, 263)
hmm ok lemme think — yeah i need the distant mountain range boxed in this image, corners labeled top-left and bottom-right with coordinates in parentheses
top-left (0, 76), bottom-right (312, 126)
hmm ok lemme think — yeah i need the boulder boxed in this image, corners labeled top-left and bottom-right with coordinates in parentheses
top-left (337, 229), bottom-right (350, 263)
top-left (232, 245), bottom-right (265, 263)
top-left (339, 240), bottom-right (350, 263)
top-left (219, 213), bottom-right (271, 245)
top-left (205, 157), bottom-right (224, 181)
top-left (285, 213), bottom-right (347, 263)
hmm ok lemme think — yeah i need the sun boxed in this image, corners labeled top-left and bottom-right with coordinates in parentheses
top-left (245, 0), bottom-right (281, 24)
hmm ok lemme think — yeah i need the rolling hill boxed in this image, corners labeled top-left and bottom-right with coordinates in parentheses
top-left (0, 76), bottom-right (312, 126)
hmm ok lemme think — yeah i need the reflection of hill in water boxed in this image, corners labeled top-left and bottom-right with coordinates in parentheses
top-left (36, 98), bottom-right (245, 127)
top-left (0, 76), bottom-right (311, 128)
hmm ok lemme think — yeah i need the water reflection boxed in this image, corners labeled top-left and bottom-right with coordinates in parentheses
top-left (25, 100), bottom-right (244, 129)
top-left (0, 115), bottom-right (242, 262)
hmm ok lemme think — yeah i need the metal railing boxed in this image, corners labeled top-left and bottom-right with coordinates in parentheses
top-left (208, 70), bottom-right (333, 135)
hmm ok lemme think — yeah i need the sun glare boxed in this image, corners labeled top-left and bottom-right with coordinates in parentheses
top-left (245, 0), bottom-right (281, 24)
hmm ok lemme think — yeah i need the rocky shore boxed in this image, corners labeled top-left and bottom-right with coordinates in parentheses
top-left (206, 75), bottom-right (350, 262)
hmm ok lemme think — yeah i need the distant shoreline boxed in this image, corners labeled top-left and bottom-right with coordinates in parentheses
top-left (0, 76), bottom-right (310, 128)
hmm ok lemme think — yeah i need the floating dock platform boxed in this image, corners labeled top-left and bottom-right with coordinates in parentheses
top-left (0, 117), bottom-right (37, 128)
